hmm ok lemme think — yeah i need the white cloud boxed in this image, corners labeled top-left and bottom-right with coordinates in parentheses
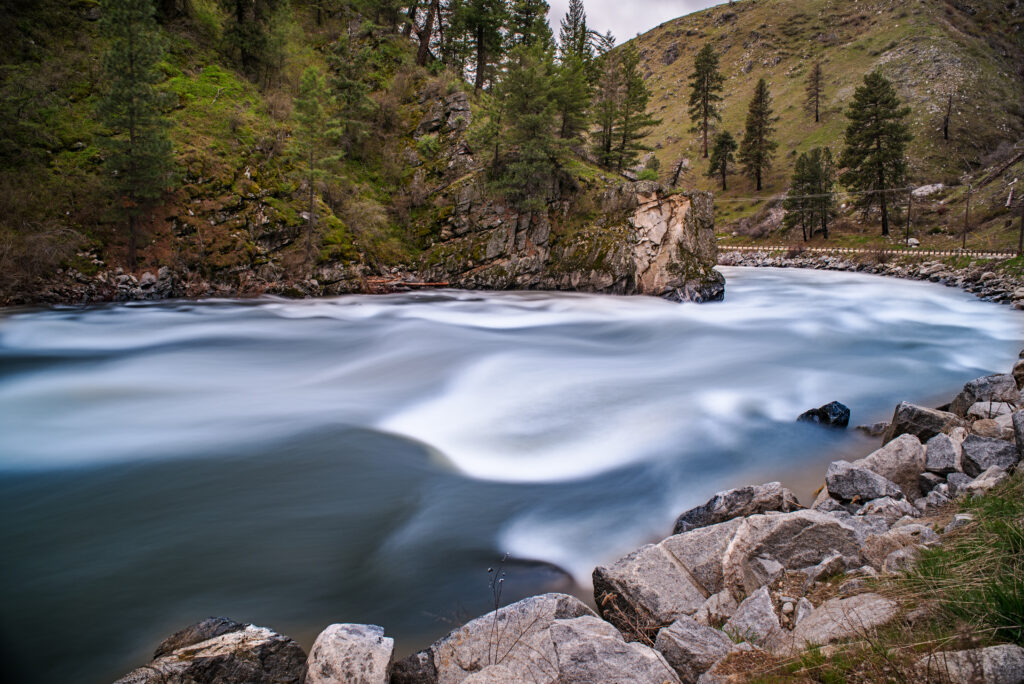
top-left (548, 0), bottom-right (724, 45)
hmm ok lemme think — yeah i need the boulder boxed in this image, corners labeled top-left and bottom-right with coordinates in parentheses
top-left (1013, 360), bottom-right (1024, 389)
top-left (915, 485), bottom-right (953, 514)
top-left (882, 546), bottom-right (920, 573)
top-left (660, 519), bottom-right (747, 597)
top-left (856, 422), bottom-right (889, 437)
top-left (961, 435), bottom-right (1018, 477)
top-left (856, 496), bottom-right (920, 525)
top-left (796, 401), bottom-right (851, 429)
top-left (153, 616), bottom-right (246, 658)
top-left (944, 513), bottom-right (974, 533)
top-left (779, 594), bottom-right (898, 656)
top-left (655, 616), bottom-right (734, 683)
top-left (694, 644), bottom-right (773, 684)
top-left (825, 461), bottom-right (903, 502)
top-left (544, 615), bottom-right (682, 684)
top-left (918, 471), bottom-right (944, 493)
top-left (854, 433), bottom-right (927, 499)
top-left (971, 418), bottom-right (1009, 439)
top-left (946, 472), bottom-right (973, 495)
top-left (862, 524), bottom-right (940, 569)
top-left (720, 511), bottom-right (863, 600)
top-left (950, 374), bottom-right (1019, 417)
top-left (916, 644), bottom-right (1024, 683)
top-left (392, 593), bottom-right (596, 684)
top-left (693, 591), bottom-right (738, 629)
top-left (964, 465), bottom-right (1010, 497)
top-left (967, 401), bottom-right (1015, 420)
top-left (672, 482), bottom-right (800, 534)
top-left (924, 433), bottom-right (961, 474)
top-left (882, 403), bottom-right (967, 445)
top-left (306, 624), bottom-right (393, 684)
top-left (722, 587), bottom-right (781, 648)
top-left (114, 624), bottom-right (307, 684)
top-left (1014, 410), bottom-right (1024, 457)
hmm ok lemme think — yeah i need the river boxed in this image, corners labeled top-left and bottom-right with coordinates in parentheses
top-left (0, 266), bottom-right (1020, 683)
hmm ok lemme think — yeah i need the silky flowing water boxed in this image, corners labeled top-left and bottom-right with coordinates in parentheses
top-left (1, 266), bottom-right (1021, 683)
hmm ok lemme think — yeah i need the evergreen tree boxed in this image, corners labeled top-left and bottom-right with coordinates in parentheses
top-left (490, 42), bottom-right (561, 212)
top-left (327, 33), bottom-right (377, 155)
top-left (805, 62), bottom-right (824, 123)
top-left (706, 131), bottom-right (737, 191)
top-left (454, 0), bottom-right (508, 90)
top-left (553, 53), bottom-right (591, 141)
top-left (738, 78), bottom-right (777, 191)
top-left (292, 67), bottom-right (335, 262)
top-left (97, 0), bottom-right (173, 268)
top-left (613, 43), bottom-right (660, 171)
top-left (508, 0), bottom-right (551, 48)
top-left (688, 44), bottom-right (725, 158)
top-left (784, 147), bottom-right (837, 241)
top-left (839, 71), bottom-right (912, 236)
top-left (558, 0), bottom-right (591, 62)
top-left (221, 0), bottom-right (282, 80)
top-left (590, 33), bottom-right (621, 168)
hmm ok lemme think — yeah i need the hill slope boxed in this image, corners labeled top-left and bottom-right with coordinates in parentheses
top-left (631, 0), bottom-right (1024, 243)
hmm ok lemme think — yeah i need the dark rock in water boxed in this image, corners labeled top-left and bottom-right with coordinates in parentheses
top-left (797, 401), bottom-right (851, 429)
top-left (672, 482), bottom-right (799, 535)
top-left (114, 622), bottom-right (306, 684)
top-left (154, 616), bottom-right (245, 658)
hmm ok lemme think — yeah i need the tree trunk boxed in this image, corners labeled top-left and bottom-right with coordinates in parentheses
top-left (415, 0), bottom-right (438, 66)
top-left (702, 110), bottom-right (708, 158)
top-left (403, 1), bottom-right (418, 38)
top-left (814, 93), bottom-right (819, 123)
top-left (128, 214), bottom-right (137, 268)
top-left (756, 167), bottom-right (762, 191)
top-left (880, 190), bottom-right (889, 236)
top-left (944, 94), bottom-right (952, 141)
top-left (307, 150), bottom-right (315, 263)
top-left (474, 26), bottom-right (486, 90)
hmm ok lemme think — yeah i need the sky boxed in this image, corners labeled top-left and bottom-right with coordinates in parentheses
top-left (547, 0), bottom-right (724, 44)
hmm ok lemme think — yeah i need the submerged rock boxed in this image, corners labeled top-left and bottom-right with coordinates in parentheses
top-left (797, 401), bottom-right (851, 428)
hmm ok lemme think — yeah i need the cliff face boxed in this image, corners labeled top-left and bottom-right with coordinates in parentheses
top-left (417, 179), bottom-right (724, 303)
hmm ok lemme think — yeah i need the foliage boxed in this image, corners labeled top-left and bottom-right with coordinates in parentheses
top-left (706, 130), bottom-right (737, 191)
top-left (291, 66), bottom-right (335, 262)
top-left (784, 146), bottom-right (837, 241)
top-left (839, 71), bottom-right (912, 236)
top-left (738, 78), bottom-right (777, 192)
top-left (96, 0), bottom-right (174, 267)
top-left (688, 44), bottom-right (725, 158)
top-left (220, 0), bottom-right (283, 82)
top-left (557, 0), bottom-right (591, 63)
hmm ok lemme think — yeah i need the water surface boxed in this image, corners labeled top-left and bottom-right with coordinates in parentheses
top-left (0, 267), bottom-right (1020, 683)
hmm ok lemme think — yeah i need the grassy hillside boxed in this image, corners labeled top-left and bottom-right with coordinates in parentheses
top-left (630, 0), bottom-right (1024, 249)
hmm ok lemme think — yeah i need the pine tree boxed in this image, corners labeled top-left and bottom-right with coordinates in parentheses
top-left (558, 0), bottom-right (592, 63)
top-left (590, 33), bottom-right (621, 168)
top-left (327, 33), bottom-right (377, 155)
top-left (508, 0), bottom-right (551, 48)
top-left (490, 42), bottom-right (561, 212)
top-left (805, 62), bottom-right (824, 123)
top-left (706, 131), bottom-right (737, 191)
top-left (292, 67), bottom-right (335, 263)
top-left (839, 71), bottom-right (912, 236)
top-left (221, 0), bottom-right (282, 81)
top-left (553, 53), bottom-right (591, 141)
top-left (784, 147), bottom-right (837, 241)
top-left (97, 0), bottom-right (173, 269)
top-left (738, 78), bottom-right (778, 191)
top-left (613, 43), bottom-right (660, 171)
top-left (688, 44), bottom-right (725, 158)
top-left (454, 0), bottom-right (509, 90)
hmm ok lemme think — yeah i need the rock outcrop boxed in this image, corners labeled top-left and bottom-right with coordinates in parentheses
top-left (418, 180), bottom-right (723, 302)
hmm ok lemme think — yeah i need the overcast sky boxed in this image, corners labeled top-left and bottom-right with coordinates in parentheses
top-left (547, 0), bottom-right (724, 44)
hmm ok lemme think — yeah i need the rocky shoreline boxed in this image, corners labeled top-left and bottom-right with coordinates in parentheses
top-left (718, 249), bottom-right (1024, 308)
top-left (115, 358), bottom-right (1024, 683)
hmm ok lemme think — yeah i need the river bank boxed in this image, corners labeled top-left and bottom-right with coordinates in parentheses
top-left (718, 249), bottom-right (1024, 308)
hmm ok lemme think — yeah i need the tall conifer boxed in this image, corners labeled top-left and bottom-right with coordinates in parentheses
top-left (688, 44), bottom-right (725, 158)
top-left (97, 0), bottom-right (173, 268)
top-left (738, 78), bottom-right (777, 191)
top-left (706, 131), bottom-right (737, 191)
top-left (805, 62), bottom-right (824, 123)
top-left (839, 71), bottom-right (912, 236)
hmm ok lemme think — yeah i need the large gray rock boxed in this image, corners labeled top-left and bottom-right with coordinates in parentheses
top-left (655, 616), bottom-right (734, 683)
top-left (1013, 360), bottom-right (1024, 389)
top-left (862, 523), bottom-right (940, 569)
top-left (455, 614), bottom-right (681, 684)
top-left (856, 496), bottom-right (920, 525)
top-left (967, 401), bottom-right (1015, 420)
top-left (946, 472), bottom-right (973, 495)
top-left (882, 403), bottom-right (968, 445)
top-left (950, 374), bottom-right (1019, 417)
top-left (306, 624), bottom-right (393, 684)
top-left (961, 435), bottom-right (1019, 477)
top-left (964, 465), bottom-right (1010, 497)
top-left (1013, 410), bottom-right (1024, 458)
top-left (114, 624), bottom-right (307, 684)
top-left (854, 433), bottom-right (927, 499)
top-left (916, 644), bottom-right (1024, 683)
top-left (672, 482), bottom-right (800, 534)
top-left (825, 460), bottom-right (903, 502)
top-left (720, 510), bottom-right (863, 600)
top-left (779, 594), bottom-right (898, 656)
top-left (722, 586), bottom-right (781, 648)
top-left (595, 519), bottom-right (743, 639)
top-left (152, 616), bottom-right (246, 658)
top-left (392, 593), bottom-right (595, 684)
top-left (925, 433), bottom-right (961, 474)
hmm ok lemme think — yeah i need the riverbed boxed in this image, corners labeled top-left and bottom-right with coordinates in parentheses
top-left (1, 266), bottom-right (1020, 683)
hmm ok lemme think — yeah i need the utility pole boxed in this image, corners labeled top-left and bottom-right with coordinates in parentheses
top-left (906, 187), bottom-right (913, 248)
top-left (963, 183), bottom-right (971, 250)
